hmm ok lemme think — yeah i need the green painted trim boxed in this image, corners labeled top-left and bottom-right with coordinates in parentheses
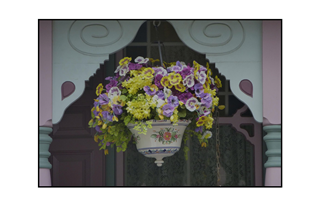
top-left (39, 127), bottom-right (53, 169)
top-left (263, 125), bottom-right (281, 168)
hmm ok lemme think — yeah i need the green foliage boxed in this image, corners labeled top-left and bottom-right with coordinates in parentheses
top-left (124, 115), bottom-right (132, 126)
top-left (177, 108), bottom-right (187, 118)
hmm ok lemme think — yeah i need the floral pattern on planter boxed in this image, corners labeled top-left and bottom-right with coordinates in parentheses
top-left (150, 127), bottom-right (181, 144)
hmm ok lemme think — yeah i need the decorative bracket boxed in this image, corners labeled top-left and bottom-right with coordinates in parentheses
top-left (52, 20), bottom-right (145, 124)
top-left (168, 20), bottom-right (263, 123)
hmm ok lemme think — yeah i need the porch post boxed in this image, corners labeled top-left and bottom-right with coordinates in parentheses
top-left (39, 20), bottom-right (53, 186)
top-left (262, 20), bottom-right (282, 186)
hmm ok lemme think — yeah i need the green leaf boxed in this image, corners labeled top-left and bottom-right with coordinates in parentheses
top-left (124, 115), bottom-right (131, 125)
top-left (150, 134), bottom-right (158, 139)
top-left (178, 109), bottom-right (187, 118)
top-left (120, 95), bottom-right (127, 102)
top-left (91, 111), bottom-right (95, 119)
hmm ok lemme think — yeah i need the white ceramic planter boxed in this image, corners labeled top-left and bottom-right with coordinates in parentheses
top-left (127, 120), bottom-right (191, 166)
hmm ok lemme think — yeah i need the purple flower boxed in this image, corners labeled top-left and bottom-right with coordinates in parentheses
top-left (105, 79), bottom-right (118, 93)
top-left (128, 62), bottom-right (142, 71)
top-left (93, 110), bottom-right (99, 117)
top-left (178, 92), bottom-right (193, 104)
top-left (200, 93), bottom-right (212, 108)
top-left (167, 95), bottom-right (179, 107)
top-left (153, 67), bottom-right (167, 76)
top-left (101, 140), bottom-right (111, 147)
top-left (194, 83), bottom-right (204, 97)
top-left (162, 104), bottom-right (175, 117)
top-left (212, 84), bottom-right (219, 92)
top-left (156, 90), bottom-right (165, 100)
top-left (105, 76), bottom-right (116, 81)
top-left (93, 100), bottom-right (99, 107)
top-left (95, 126), bottom-right (102, 133)
top-left (195, 126), bottom-right (203, 133)
top-left (199, 65), bottom-right (207, 72)
top-left (144, 86), bottom-right (157, 96)
top-left (171, 87), bottom-right (180, 97)
top-left (172, 65), bottom-right (182, 72)
top-left (154, 74), bottom-right (164, 89)
top-left (102, 111), bottom-right (113, 122)
top-left (179, 67), bottom-right (192, 78)
top-left (97, 93), bottom-right (109, 105)
top-left (112, 104), bottom-right (123, 116)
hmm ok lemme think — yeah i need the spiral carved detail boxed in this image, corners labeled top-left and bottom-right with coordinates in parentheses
top-left (189, 20), bottom-right (245, 55)
top-left (68, 20), bottom-right (123, 56)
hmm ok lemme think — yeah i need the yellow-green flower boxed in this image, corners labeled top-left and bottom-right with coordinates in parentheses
top-left (175, 82), bottom-right (186, 92)
top-left (160, 76), bottom-right (171, 88)
top-left (214, 75), bottom-right (222, 88)
top-left (142, 67), bottom-right (154, 78)
top-left (149, 58), bottom-right (160, 63)
top-left (206, 62), bottom-right (212, 77)
top-left (119, 57), bottom-right (132, 66)
top-left (168, 72), bottom-right (182, 85)
top-left (96, 83), bottom-right (104, 96)
top-left (126, 96), bottom-right (152, 120)
top-left (212, 96), bottom-right (219, 107)
top-left (193, 61), bottom-right (200, 79)
top-left (204, 115), bottom-right (214, 129)
top-left (196, 116), bottom-right (207, 127)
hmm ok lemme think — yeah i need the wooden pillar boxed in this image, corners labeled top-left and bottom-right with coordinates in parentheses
top-left (262, 20), bottom-right (282, 186)
top-left (39, 20), bottom-right (53, 186)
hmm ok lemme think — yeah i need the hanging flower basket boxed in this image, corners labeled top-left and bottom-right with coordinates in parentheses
top-left (88, 56), bottom-right (225, 165)
top-left (127, 119), bottom-right (190, 166)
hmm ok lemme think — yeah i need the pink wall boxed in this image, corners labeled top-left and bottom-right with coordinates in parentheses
top-left (39, 20), bottom-right (53, 127)
top-left (262, 21), bottom-right (281, 125)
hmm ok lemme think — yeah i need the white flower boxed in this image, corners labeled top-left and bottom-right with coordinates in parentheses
top-left (119, 65), bottom-right (129, 76)
top-left (108, 87), bottom-right (121, 100)
top-left (183, 74), bottom-right (195, 88)
top-left (115, 64), bottom-right (129, 76)
top-left (197, 71), bottom-right (207, 84)
top-left (154, 67), bottom-right (167, 76)
top-left (163, 87), bottom-right (172, 99)
top-left (185, 97), bottom-right (199, 112)
top-left (157, 99), bottom-right (166, 108)
top-left (135, 56), bottom-right (149, 64)
top-left (198, 106), bottom-right (210, 116)
top-left (201, 131), bottom-right (212, 139)
top-left (152, 95), bottom-right (166, 108)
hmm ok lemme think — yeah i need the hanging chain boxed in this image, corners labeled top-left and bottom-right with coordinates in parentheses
top-left (215, 109), bottom-right (221, 186)
top-left (153, 21), bottom-right (164, 67)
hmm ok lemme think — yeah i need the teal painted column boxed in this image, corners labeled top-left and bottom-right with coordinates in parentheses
top-left (39, 127), bottom-right (53, 186)
top-left (39, 127), bottom-right (53, 169)
top-left (263, 125), bottom-right (281, 186)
